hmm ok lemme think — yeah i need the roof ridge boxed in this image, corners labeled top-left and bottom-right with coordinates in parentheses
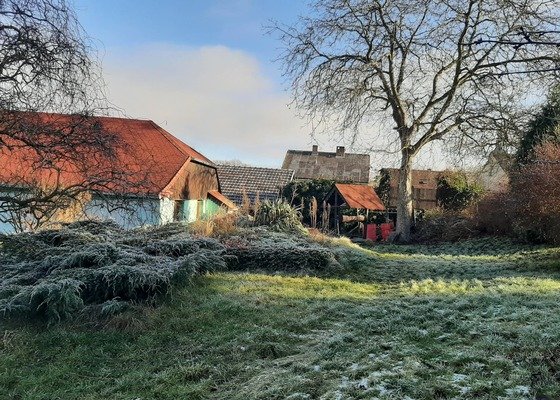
top-left (16, 110), bottom-right (154, 124)
top-left (218, 164), bottom-right (293, 172)
top-left (147, 120), bottom-right (188, 157)
top-left (286, 149), bottom-right (370, 156)
top-left (148, 121), bottom-right (214, 167)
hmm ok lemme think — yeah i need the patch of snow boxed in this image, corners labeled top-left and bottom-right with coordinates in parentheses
top-left (358, 377), bottom-right (369, 389)
top-left (505, 385), bottom-right (530, 396)
top-left (339, 376), bottom-right (349, 389)
top-left (452, 373), bottom-right (467, 382)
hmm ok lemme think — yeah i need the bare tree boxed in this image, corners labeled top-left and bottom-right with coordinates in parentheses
top-left (0, 0), bottom-right (146, 231)
top-left (274, 0), bottom-right (560, 242)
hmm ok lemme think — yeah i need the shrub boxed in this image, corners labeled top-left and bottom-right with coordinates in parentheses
top-left (509, 142), bottom-right (560, 243)
top-left (224, 234), bottom-right (337, 272)
top-left (471, 191), bottom-right (515, 236)
top-left (0, 221), bottom-right (341, 322)
top-left (282, 179), bottom-right (334, 226)
top-left (0, 221), bottom-right (227, 322)
top-left (412, 208), bottom-right (478, 243)
top-left (253, 200), bottom-right (306, 234)
top-left (437, 171), bottom-right (484, 211)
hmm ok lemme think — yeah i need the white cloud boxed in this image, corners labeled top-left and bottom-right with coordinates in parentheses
top-left (102, 43), bottom-right (340, 167)
top-left (101, 43), bottom-right (452, 171)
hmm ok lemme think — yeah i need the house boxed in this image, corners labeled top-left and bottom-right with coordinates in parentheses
top-left (378, 168), bottom-right (444, 211)
top-left (0, 112), bottom-right (233, 232)
top-left (476, 148), bottom-right (514, 192)
top-left (282, 145), bottom-right (370, 183)
top-left (324, 183), bottom-right (385, 235)
top-left (216, 164), bottom-right (294, 206)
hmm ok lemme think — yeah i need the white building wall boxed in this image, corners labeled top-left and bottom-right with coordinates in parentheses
top-left (181, 200), bottom-right (199, 223)
top-left (159, 197), bottom-right (175, 225)
top-left (85, 197), bottom-right (161, 228)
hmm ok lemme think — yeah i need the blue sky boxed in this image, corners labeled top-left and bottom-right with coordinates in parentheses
top-left (72, 1), bottom-right (433, 170)
top-left (73, 1), bottom-right (336, 167)
top-left (76, 0), bottom-right (305, 76)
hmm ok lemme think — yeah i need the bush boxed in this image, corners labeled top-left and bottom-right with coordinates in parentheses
top-left (412, 208), bottom-right (478, 243)
top-left (0, 221), bottom-right (341, 322)
top-left (253, 200), bottom-right (306, 234)
top-left (224, 232), bottom-right (338, 272)
top-left (437, 171), bottom-right (484, 211)
top-left (471, 191), bottom-right (515, 236)
top-left (282, 179), bottom-right (334, 225)
top-left (509, 142), bottom-right (560, 244)
top-left (0, 222), bottom-right (227, 322)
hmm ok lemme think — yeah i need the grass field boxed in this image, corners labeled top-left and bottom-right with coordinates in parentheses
top-left (2, 237), bottom-right (560, 399)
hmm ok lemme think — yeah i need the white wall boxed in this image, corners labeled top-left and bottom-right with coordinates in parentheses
top-left (85, 197), bottom-right (161, 229)
top-left (159, 197), bottom-right (175, 225)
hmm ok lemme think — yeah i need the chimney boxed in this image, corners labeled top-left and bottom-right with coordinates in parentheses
top-left (336, 146), bottom-right (345, 157)
top-left (312, 144), bottom-right (318, 155)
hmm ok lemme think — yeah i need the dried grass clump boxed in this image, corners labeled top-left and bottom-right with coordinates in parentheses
top-left (0, 221), bottom-right (226, 322)
top-left (188, 210), bottom-right (239, 237)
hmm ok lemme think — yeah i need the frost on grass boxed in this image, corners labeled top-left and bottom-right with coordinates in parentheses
top-left (0, 221), bottom-right (227, 322)
top-left (0, 222), bottom-right (340, 322)
top-left (214, 235), bottom-right (560, 400)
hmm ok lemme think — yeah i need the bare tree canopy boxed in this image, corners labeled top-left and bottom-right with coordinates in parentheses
top-left (0, 0), bottom-right (104, 112)
top-left (274, 0), bottom-right (560, 241)
top-left (0, 0), bottom-right (130, 231)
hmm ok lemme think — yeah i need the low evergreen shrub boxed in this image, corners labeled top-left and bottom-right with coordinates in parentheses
top-left (0, 222), bottom-right (226, 322)
top-left (224, 233), bottom-right (338, 272)
top-left (0, 221), bottom-right (339, 323)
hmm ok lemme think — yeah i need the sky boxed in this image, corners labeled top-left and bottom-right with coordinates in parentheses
top-left (74, 0), bottom-right (445, 170)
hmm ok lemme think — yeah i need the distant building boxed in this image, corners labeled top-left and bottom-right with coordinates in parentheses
top-left (216, 164), bottom-right (294, 206)
top-left (282, 145), bottom-right (370, 183)
top-left (476, 148), bottom-right (514, 192)
top-left (379, 168), bottom-right (444, 211)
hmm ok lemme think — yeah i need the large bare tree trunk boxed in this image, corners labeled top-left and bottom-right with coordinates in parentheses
top-left (395, 149), bottom-right (414, 242)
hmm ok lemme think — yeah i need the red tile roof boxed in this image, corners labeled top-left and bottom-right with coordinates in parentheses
top-left (0, 112), bottom-right (214, 196)
top-left (335, 183), bottom-right (385, 210)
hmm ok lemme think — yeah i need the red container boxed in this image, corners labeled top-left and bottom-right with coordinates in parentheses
top-left (365, 224), bottom-right (377, 240)
top-left (380, 223), bottom-right (393, 241)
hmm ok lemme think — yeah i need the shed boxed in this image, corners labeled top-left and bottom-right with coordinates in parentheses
top-left (324, 183), bottom-right (385, 235)
top-left (379, 168), bottom-right (444, 211)
top-left (0, 112), bottom-right (233, 232)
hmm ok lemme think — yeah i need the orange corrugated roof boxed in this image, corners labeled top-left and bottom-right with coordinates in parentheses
top-left (0, 112), bottom-right (214, 196)
top-left (335, 183), bottom-right (385, 210)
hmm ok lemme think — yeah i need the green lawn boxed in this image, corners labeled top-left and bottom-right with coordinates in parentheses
top-left (2, 238), bottom-right (560, 399)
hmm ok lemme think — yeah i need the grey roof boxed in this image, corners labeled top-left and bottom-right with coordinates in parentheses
top-left (216, 164), bottom-right (294, 206)
top-left (282, 147), bottom-right (370, 183)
